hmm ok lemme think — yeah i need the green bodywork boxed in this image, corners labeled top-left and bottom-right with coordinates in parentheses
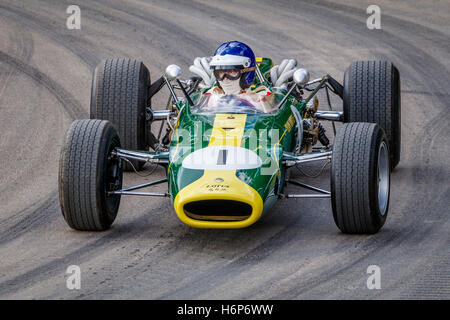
top-left (165, 57), bottom-right (308, 214)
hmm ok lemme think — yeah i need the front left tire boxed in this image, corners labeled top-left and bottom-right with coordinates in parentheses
top-left (331, 122), bottom-right (390, 234)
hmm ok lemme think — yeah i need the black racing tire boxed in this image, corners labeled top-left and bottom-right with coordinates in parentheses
top-left (343, 60), bottom-right (401, 170)
top-left (90, 58), bottom-right (150, 171)
top-left (58, 119), bottom-right (123, 231)
top-left (331, 123), bottom-right (391, 234)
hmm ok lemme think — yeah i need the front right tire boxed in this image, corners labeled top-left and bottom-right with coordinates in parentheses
top-left (58, 119), bottom-right (122, 231)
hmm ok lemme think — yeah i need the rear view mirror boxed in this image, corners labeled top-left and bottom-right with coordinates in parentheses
top-left (293, 68), bottom-right (310, 85)
top-left (165, 64), bottom-right (181, 80)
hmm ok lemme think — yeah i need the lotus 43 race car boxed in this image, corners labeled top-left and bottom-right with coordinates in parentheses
top-left (58, 55), bottom-right (400, 234)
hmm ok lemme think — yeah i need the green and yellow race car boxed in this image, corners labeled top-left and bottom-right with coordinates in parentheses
top-left (58, 51), bottom-right (400, 234)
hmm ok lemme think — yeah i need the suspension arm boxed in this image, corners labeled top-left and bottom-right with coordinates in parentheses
top-left (282, 151), bottom-right (332, 167)
top-left (112, 148), bottom-right (169, 164)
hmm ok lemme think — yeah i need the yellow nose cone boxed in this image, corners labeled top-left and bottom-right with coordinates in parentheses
top-left (174, 113), bottom-right (263, 228)
top-left (174, 170), bottom-right (263, 229)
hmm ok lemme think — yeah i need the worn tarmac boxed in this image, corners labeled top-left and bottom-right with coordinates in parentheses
top-left (0, 0), bottom-right (449, 299)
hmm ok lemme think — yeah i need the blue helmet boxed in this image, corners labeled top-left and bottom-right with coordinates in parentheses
top-left (210, 41), bottom-right (256, 88)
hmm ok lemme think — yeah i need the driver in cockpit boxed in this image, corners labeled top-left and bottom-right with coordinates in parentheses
top-left (190, 41), bottom-right (276, 113)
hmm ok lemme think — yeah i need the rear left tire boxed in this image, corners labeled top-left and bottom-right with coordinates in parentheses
top-left (343, 60), bottom-right (401, 170)
top-left (331, 122), bottom-right (390, 234)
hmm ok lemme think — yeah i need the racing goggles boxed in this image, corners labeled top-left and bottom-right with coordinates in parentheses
top-left (213, 67), bottom-right (256, 81)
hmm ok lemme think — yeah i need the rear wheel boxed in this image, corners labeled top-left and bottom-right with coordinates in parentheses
top-left (58, 119), bottom-right (122, 231)
top-left (331, 122), bottom-right (390, 234)
top-left (343, 60), bottom-right (401, 169)
top-left (90, 58), bottom-right (150, 171)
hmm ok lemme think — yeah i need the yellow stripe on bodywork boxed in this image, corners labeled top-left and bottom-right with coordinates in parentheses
top-left (209, 114), bottom-right (247, 147)
top-left (174, 114), bottom-right (264, 229)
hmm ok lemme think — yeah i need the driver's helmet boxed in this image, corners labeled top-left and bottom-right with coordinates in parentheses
top-left (209, 41), bottom-right (256, 90)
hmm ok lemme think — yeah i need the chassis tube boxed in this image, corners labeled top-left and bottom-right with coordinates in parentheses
top-left (315, 110), bottom-right (344, 121)
top-left (150, 110), bottom-right (176, 121)
top-left (285, 194), bottom-right (331, 198)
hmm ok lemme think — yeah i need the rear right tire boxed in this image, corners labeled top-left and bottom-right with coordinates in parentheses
top-left (90, 58), bottom-right (150, 171)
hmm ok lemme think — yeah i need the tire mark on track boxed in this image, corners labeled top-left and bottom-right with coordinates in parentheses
top-left (0, 22), bottom-right (34, 102)
top-left (121, 0), bottom-right (448, 299)
top-left (79, 0), bottom-right (210, 64)
top-left (0, 0), bottom-right (146, 247)
top-left (148, 0), bottom-right (294, 46)
top-left (0, 50), bottom-right (86, 244)
top-left (262, 1), bottom-right (450, 298)
top-left (0, 51), bottom-right (86, 122)
top-left (0, 2), bottom-right (98, 69)
top-left (1, 0), bottom-right (449, 299)
top-left (157, 0), bottom-right (450, 299)
top-left (0, 193), bottom-right (59, 246)
top-left (0, 1), bottom-right (95, 231)
top-left (0, 205), bottom-right (179, 297)
top-left (0, 0), bottom-right (196, 296)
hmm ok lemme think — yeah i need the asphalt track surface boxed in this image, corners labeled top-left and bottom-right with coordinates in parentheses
top-left (0, 0), bottom-right (449, 299)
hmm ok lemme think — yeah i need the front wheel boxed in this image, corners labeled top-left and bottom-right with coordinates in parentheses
top-left (58, 119), bottom-right (123, 231)
top-left (330, 122), bottom-right (390, 234)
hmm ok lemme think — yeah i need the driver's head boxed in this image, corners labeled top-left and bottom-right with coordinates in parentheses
top-left (210, 41), bottom-right (256, 94)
